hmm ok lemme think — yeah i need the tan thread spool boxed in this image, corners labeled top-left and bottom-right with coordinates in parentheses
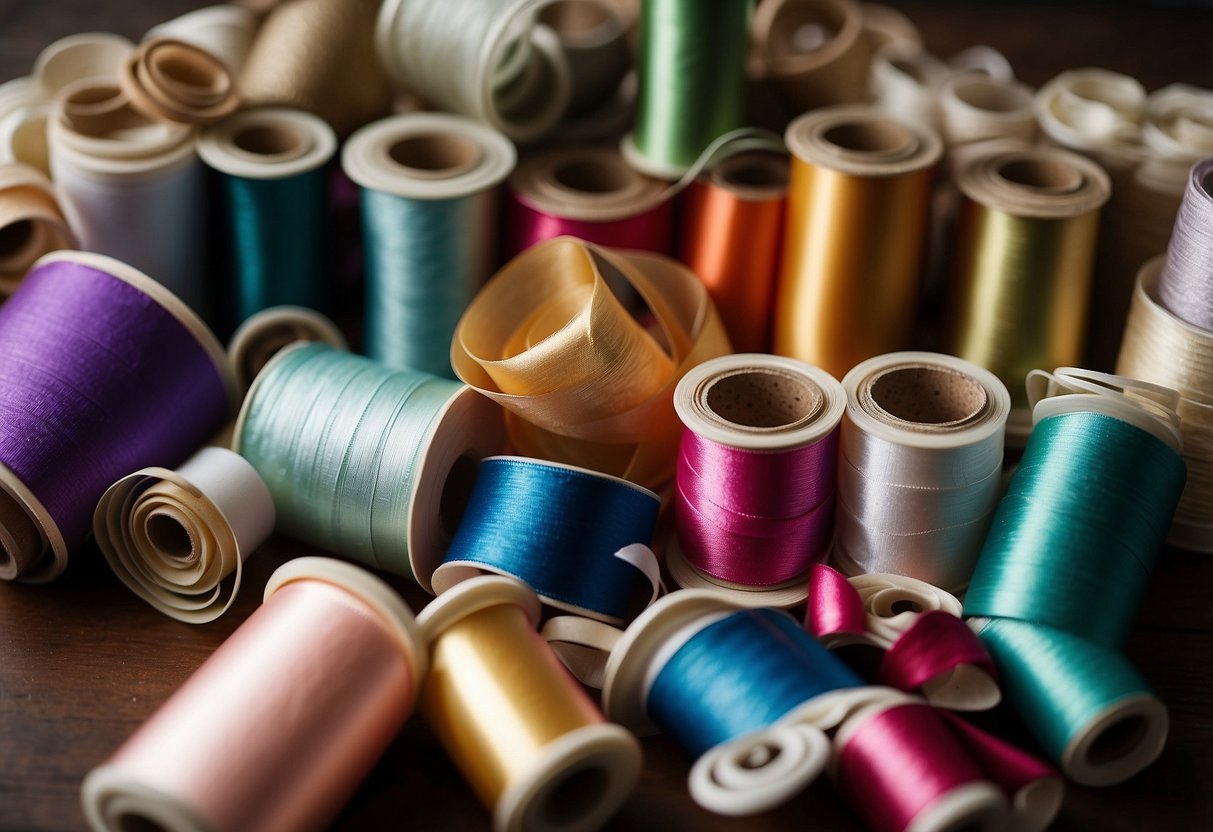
top-left (121, 38), bottom-right (240, 126)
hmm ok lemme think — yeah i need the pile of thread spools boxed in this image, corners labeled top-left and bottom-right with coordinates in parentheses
top-left (0, 0), bottom-right (1209, 830)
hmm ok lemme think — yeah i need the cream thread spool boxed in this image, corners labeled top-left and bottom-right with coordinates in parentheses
top-left (418, 575), bottom-right (642, 832)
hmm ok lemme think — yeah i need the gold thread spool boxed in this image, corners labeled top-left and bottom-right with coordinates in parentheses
top-left (1116, 256), bottom-right (1213, 551)
top-left (240, 0), bottom-right (391, 138)
top-left (945, 143), bottom-right (1110, 441)
top-left (772, 105), bottom-right (941, 380)
top-left (418, 576), bottom-right (642, 832)
top-left (0, 162), bottom-right (76, 296)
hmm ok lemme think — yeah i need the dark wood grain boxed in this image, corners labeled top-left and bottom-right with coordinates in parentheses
top-left (2, 2), bottom-right (1212, 831)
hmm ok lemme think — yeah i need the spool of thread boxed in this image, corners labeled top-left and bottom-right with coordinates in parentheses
top-left (938, 73), bottom-right (1038, 156)
top-left (0, 162), bottom-right (76, 296)
top-left (772, 106), bottom-right (941, 380)
top-left (869, 44), bottom-right (949, 129)
top-left (604, 589), bottom-right (873, 815)
top-left (1036, 68), bottom-right (1145, 167)
top-left (450, 236), bottom-right (731, 488)
top-left (1156, 156), bottom-right (1213, 330)
top-left (144, 4), bottom-right (260, 76)
top-left (418, 575), bottom-right (642, 832)
top-left (433, 456), bottom-right (660, 623)
top-left (33, 32), bottom-right (134, 100)
top-left (504, 145), bottom-right (671, 261)
top-left (833, 352), bottom-right (1011, 592)
top-left (0, 251), bottom-right (233, 583)
top-left (93, 446), bottom-right (275, 623)
top-left (677, 149), bottom-right (788, 352)
top-left (49, 79), bottom-right (211, 320)
top-left (748, 0), bottom-right (870, 116)
top-left (81, 557), bottom-right (427, 832)
top-left (807, 567), bottom-right (1001, 712)
top-left (667, 354), bottom-right (845, 606)
top-left (343, 112), bottom-right (515, 377)
top-left (119, 37), bottom-right (240, 126)
top-left (1117, 256), bottom-right (1213, 551)
top-left (623, 0), bottom-right (751, 177)
top-left (234, 342), bottom-right (505, 589)
top-left (227, 304), bottom-right (347, 393)
top-left (198, 107), bottom-right (337, 330)
top-left (969, 617), bottom-right (1169, 788)
top-left (240, 0), bottom-right (391, 138)
top-left (376, 0), bottom-right (573, 143)
top-left (945, 142), bottom-right (1110, 442)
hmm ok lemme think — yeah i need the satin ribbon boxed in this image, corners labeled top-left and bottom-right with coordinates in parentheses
top-left (431, 456), bottom-right (662, 623)
top-left (807, 565), bottom-right (1000, 711)
top-left (451, 236), bottom-right (731, 488)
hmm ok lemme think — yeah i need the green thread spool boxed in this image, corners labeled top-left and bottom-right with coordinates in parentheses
top-left (342, 112), bottom-right (515, 378)
top-left (972, 618), bottom-right (1168, 788)
top-left (965, 410), bottom-right (1186, 647)
top-left (197, 108), bottom-right (337, 332)
top-left (623, 0), bottom-right (753, 178)
top-left (233, 342), bottom-right (505, 591)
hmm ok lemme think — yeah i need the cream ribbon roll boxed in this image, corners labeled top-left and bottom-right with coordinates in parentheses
top-left (93, 447), bottom-right (275, 624)
top-left (0, 163), bottom-right (76, 296)
top-left (939, 73), bottom-right (1038, 157)
top-left (145, 5), bottom-right (260, 77)
top-left (120, 37), bottom-right (241, 126)
top-left (227, 305), bottom-right (347, 393)
top-left (833, 352), bottom-right (1011, 592)
top-left (34, 32), bottom-right (135, 100)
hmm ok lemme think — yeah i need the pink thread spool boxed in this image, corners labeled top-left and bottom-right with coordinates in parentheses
top-left (668, 353), bottom-right (845, 607)
top-left (82, 557), bottom-right (427, 832)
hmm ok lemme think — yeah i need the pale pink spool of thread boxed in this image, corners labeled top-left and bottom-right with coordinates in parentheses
top-left (81, 557), bottom-right (427, 832)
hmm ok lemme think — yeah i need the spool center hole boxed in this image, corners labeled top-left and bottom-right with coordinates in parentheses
top-left (539, 0), bottom-right (609, 36)
top-left (542, 765), bottom-right (611, 827)
top-left (234, 124), bottom-right (306, 157)
top-left (439, 454), bottom-right (480, 538)
top-left (552, 159), bottom-right (633, 194)
top-left (822, 121), bottom-right (912, 154)
top-left (705, 369), bottom-right (822, 429)
top-left (954, 80), bottom-right (1030, 113)
top-left (891, 599), bottom-right (923, 614)
top-left (156, 53), bottom-right (217, 90)
top-left (147, 515), bottom-right (192, 559)
top-left (869, 366), bottom-right (988, 425)
top-left (64, 84), bottom-right (124, 108)
top-left (388, 133), bottom-right (481, 175)
top-left (1088, 714), bottom-right (1149, 766)
top-left (0, 221), bottom-right (34, 258)
top-left (117, 813), bottom-right (170, 832)
top-left (717, 152), bottom-right (790, 190)
top-left (997, 158), bottom-right (1084, 194)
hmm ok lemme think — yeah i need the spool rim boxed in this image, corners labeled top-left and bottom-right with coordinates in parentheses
top-left (416, 573), bottom-right (543, 643)
top-left (1061, 692), bottom-right (1168, 787)
top-left (226, 305), bottom-right (348, 393)
top-left (664, 536), bottom-right (813, 608)
top-left (197, 107), bottom-right (337, 180)
top-left (81, 767), bottom-right (213, 832)
top-left (784, 105), bottom-right (943, 178)
top-left (0, 458), bottom-right (62, 582)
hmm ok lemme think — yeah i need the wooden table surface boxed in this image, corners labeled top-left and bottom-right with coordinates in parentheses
top-left (2, 2), bottom-right (1212, 830)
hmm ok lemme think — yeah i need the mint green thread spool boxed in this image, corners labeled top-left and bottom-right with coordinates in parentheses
top-left (972, 618), bottom-right (1168, 787)
top-left (622, 0), bottom-right (753, 178)
top-left (233, 342), bottom-right (505, 590)
top-left (342, 112), bottom-right (515, 378)
top-left (197, 108), bottom-right (336, 333)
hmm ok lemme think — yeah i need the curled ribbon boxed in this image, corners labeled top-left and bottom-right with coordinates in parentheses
top-left (120, 37), bottom-right (240, 125)
top-left (806, 565), bottom-right (1000, 711)
top-left (451, 235), bottom-right (732, 488)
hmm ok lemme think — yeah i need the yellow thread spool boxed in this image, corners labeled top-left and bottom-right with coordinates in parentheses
top-left (418, 576), bottom-right (642, 832)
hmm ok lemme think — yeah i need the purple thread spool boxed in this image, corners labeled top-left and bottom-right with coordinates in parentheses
top-left (0, 251), bottom-right (234, 582)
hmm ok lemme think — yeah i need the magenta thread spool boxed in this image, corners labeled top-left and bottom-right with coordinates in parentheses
top-left (0, 251), bottom-right (234, 582)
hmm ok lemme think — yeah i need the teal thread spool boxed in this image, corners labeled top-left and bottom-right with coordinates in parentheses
top-left (342, 112), bottom-right (515, 378)
top-left (197, 108), bottom-right (336, 332)
top-left (233, 342), bottom-right (506, 590)
top-left (964, 378), bottom-right (1186, 786)
top-left (623, 0), bottom-right (753, 178)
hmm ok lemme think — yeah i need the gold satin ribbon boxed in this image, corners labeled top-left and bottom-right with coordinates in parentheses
top-left (451, 236), bottom-right (731, 488)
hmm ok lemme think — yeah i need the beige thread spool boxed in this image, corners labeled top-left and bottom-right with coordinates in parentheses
top-left (121, 37), bottom-right (240, 126)
top-left (0, 163), bottom-right (76, 296)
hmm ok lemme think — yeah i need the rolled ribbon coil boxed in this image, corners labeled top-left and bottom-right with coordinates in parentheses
top-left (0, 77), bottom-right (50, 175)
top-left (833, 352), bottom-right (1011, 592)
top-left (119, 37), bottom-right (240, 126)
top-left (0, 162), bottom-right (76, 296)
top-left (198, 107), bottom-right (338, 331)
top-left (227, 305), bottom-right (347, 394)
top-left (772, 106), bottom-right (941, 380)
top-left (603, 589), bottom-right (867, 816)
top-left (233, 342), bottom-right (505, 588)
top-left (0, 251), bottom-right (233, 583)
top-left (677, 149), bottom-right (788, 353)
top-left (945, 142), bottom-right (1110, 441)
top-left (418, 575), bottom-right (642, 832)
top-left (504, 145), bottom-right (672, 261)
top-left (343, 112), bottom-right (515, 378)
top-left (450, 236), bottom-right (731, 488)
top-left (81, 557), bottom-right (427, 832)
top-left (49, 79), bottom-right (210, 320)
top-left (1139, 86), bottom-right (1213, 193)
top-left (240, 0), bottom-right (391, 138)
top-left (432, 456), bottom-right (660, 623)
top-left (93, 447), bottom-right (275, 624)
top-left (33, 32), bottom-right (134, 100)
top-left (144, 4), bottom-right (260, 76)
top-left (938, 73), bottom-right (1037, 155)
top-left (1035, 68), bottom-right (1145, 167)
top-left (1117, 255), bottom-right (1213, 551)
top-left (668, 354), bottom-right (845, 605)
top-left (376, 0), bottom-right (573, 143)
